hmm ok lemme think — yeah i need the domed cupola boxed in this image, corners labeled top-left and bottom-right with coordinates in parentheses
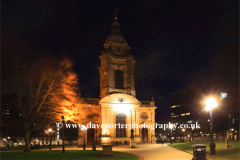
top-left (105, 13), bottom-right (128, 44)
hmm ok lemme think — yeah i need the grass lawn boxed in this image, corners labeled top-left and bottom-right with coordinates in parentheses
top-left (169, 140), bottom-right (239, 160)
top-left (6, 145), bottom-right (64, 150)
top-left (0, 150), bottom-right (139, 160)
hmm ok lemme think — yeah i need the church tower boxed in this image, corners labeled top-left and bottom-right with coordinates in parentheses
top-left (99, 13), bottom-right (136, 99)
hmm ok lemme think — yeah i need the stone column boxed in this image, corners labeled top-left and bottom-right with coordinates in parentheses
top-left (101, 108), bottom-right (106, 135)
top-left (105, 109), bottom-right (110, 135)
top-left (131, 109), bottom-right (135, 130)
top-left (136, 110), bottom-right (140, 136)
top-left (151, 112), bottom-right (155, 143)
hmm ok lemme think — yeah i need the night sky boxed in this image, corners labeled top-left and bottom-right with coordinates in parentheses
top-left (2, 0), bottom-right (238, 121)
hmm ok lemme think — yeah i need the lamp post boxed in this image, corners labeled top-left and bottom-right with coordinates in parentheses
top-left (205, 97), bottom-right (218, 155)
top-left (81, 126), bottom-right (87, 150)
top-left (231, 128), bottom-right (234, 140)
top-left (61, 116), bottom-right (65, 153)
top-left (48, 129), bottom-right (52, 150)
top-left (37, 139), bottom-right (40, 146)
top-left (169, 124), bottom-right (173, 144)
top-left (182, 129), bottom-right (185, 142)
top-left (7, 137), bottom-right (10, 148)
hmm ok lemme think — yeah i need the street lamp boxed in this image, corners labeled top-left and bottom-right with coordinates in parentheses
top-left (48, 129), bottom-right (52, 150)
top-left (7, 137), bottom-right (10, 148)
top-left (61, 116), bottom-right (65, 153)
top-left (81, 126), bottom-right (87, 150)
top-left (169, 124), bottom-right (173, 144)
top-left (36, 139), bottom-right (40, 146)
top-left (231, 129), bottom-right (234, 140)
top-left (182, 129), bottom-right (185, 143)
top-left (205, 97), bottom-right (218, 155)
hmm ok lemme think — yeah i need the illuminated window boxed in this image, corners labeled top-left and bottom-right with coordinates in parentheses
top-left (116, 113), bottom-right (126, 137)
top-left (115, 69), bottom-right (123, 89)
top-left (186, 113), bottom-right (190, 115)
top-left (181, 114), bottom-right (185, 116)
top-left (171, 113), bottom-right (174, 115)
top-left (187, 120), bottom-right (192, 123)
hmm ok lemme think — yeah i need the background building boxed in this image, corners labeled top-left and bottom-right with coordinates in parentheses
top-left (170, 89), bottom-right (191, 122)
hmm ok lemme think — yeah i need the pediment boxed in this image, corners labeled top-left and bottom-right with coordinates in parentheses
top-left (99, 93), bottom-right (141, 105)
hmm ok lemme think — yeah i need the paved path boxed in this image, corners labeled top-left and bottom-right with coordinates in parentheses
top-left (53, 143), bottom-right (193, 160)
top-left (112, 143), bottom-right (193, 160)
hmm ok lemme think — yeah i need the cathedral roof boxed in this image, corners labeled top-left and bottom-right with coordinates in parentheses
top-left (105, 19), bottom-right (128, 44)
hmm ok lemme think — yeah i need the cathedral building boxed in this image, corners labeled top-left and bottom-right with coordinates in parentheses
top-left (78, 14), bottom-right (157, 145)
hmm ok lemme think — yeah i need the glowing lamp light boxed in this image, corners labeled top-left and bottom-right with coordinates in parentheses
top-left (182, 129), bottom-right (185, 132)
top-left (205, 98), bottom-right (218, 111)
top-left (101, 137), bottom-right (111, 144)
top-left (48, 128), bottom-right (52, 132)
top-left (169, 124), bottom-right (173, 129)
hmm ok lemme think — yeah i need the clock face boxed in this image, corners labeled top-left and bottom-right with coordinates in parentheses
top-left (118, 98), bottom-right (123, 102)
top-left (116, 47), bottom-right (122, 53)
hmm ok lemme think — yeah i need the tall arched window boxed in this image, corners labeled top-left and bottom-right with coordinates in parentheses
top-left (115, 69), bottom-right (123, 89)
top-left (116, 113), bottom-right (126, 137)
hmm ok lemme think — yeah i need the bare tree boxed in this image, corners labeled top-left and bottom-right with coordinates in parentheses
top-left (3, 56), bottom-right (80, 152)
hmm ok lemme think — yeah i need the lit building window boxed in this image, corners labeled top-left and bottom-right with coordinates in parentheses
top-left (187, 120), bottom-right (192, 123)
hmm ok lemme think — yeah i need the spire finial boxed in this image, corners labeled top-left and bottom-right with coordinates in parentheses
top-left (113, 8), bottom-right (118, 20)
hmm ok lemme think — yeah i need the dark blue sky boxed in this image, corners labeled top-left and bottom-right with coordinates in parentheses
top-left (2, 0), bottom-right (238, 121)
